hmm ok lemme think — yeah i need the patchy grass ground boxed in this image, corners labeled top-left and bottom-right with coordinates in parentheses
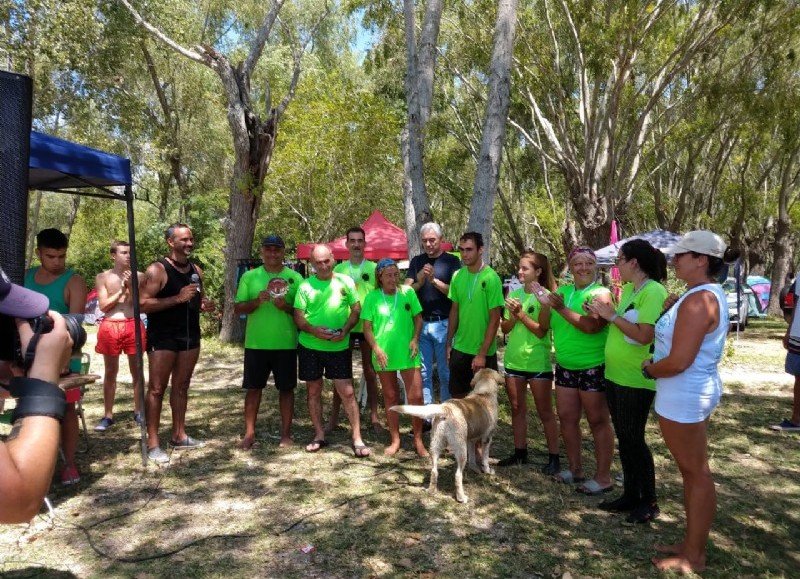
top-left (1, 318), bottom-right (798, 578)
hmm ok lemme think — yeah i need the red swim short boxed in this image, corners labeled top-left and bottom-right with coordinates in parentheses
top-left (95, 318), bottom-right (146, 356)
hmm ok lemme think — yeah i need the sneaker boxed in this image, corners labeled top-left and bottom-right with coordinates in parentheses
top-left (134, 412), bottom-right (143, 425)
top-left (148, 447), bottom-right (170, 464)
top-left (61, 465), bottom-right (80, 485)
top-left (624, 502), bottom-right (660, 525)
top-left (498, 449), bottom-right (528, 466)
top-left (169, 436), bottom-right (206, 449)
top-left (598, 495), bottom-right (638, 512)
top-left (94, 417), bottom-right (114, 432)
top-left (770, 419), bottom-right (800, 432)
top-left (541, 455), bottom-right (561, 476)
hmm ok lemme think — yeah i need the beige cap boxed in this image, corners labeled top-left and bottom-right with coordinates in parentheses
top-left (668, 230), bottom-right (727, 258)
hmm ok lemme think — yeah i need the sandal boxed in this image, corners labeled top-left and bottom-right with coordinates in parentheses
top-left (576, 479), bottom-right (614, 495)
top-left (352, 444), bottom-right (371, 458)
top-left (305, 439), bottom-right (329, 453)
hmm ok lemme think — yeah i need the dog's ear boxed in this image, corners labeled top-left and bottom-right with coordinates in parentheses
top-left (494, 369), bottom-right (504, 385)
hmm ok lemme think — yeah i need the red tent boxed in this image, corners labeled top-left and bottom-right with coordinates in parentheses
top-left (296, 210), bottom-right (452, 260)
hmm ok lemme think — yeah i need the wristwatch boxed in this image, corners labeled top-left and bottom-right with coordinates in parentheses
top-left (641, 362), bottom-right (654, 380)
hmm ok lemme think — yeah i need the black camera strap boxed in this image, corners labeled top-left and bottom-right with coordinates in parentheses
top-left (21, 324), bottom-right (46, 373)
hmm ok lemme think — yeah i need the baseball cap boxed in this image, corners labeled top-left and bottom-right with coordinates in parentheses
top-left (0, 265), bottom-right (49, 318)
top-left (668, 230), bottom-right (726, 258)
top-left (261, 235), bottom-right (285, 248)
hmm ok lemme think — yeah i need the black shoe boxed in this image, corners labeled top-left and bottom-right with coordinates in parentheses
top-left (541, 454), bottom-right (561, 476)
top-left (497, 448), bottom-right (528, 466)
top-left (624, 502), bottom-right (660, 524)
top-left (598, 495), bottom-right (638, 512)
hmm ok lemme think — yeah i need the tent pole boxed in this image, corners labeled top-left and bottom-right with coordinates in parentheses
top-left (125, 184), bottom-right (149, 467)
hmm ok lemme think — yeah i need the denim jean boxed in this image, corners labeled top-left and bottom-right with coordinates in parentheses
top-left (420, 319), bottom-right (450, 403)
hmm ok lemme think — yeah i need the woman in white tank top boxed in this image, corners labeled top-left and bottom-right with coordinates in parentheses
top-left (640, 230), bottom-right (738, 575)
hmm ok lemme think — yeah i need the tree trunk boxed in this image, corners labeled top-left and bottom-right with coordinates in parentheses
top-left (467, 0), bottom-right (518, 259)
top-left (401, 0), bottom-right (435, 258)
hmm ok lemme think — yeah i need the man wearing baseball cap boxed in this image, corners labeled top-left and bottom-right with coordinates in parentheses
top-left (234, 235), bottom-right (304, 449)
top-left (0, 265), bottom-right (74, 523)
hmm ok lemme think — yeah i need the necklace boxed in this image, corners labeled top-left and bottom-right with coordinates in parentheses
top-left (168, 257), bottom-right (189, 268)
top-left (348, 261), bottom-right (364, 289)
top-left (618, 279), bottom-right (651, 313)
top-left (566, 281), bottom-right (598, 310)
top-left (467, 264), bottom-right (485, 302)
top-left (381, 289), bottom-right (399, 326)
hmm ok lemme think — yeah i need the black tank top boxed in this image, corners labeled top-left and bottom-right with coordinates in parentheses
top-left (146, 258), bottom-right (201, 347)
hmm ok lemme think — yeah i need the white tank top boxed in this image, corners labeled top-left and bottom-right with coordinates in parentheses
top-left (653, 283), bottom-right (728, 398)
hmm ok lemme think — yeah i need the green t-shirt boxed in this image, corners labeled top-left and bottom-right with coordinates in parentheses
top-left (550, 282), bottom-right (611, 370)
top-left (295, 273), bottom-right (358, 352)
top-left (448, 265), bottom-right (504, 356)
top-left (503, 287), bottom-right (552, 373)
top-left (234, 266), bottom-right (304, 350)
top-left (360, 285), bottom-right (422, 371)
top-left (333, 260), bottom-right (376, 333)
top-left (604, 280), bottom-right (667, 389)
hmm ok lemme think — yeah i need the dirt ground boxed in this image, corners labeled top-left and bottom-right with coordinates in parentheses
top-left (0, 321), bottom-right (798, 578)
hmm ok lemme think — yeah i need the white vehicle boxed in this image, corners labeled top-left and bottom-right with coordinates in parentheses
top-left (722, 278), bottom-right (753, 331)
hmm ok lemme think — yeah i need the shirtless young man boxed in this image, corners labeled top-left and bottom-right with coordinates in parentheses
top-left (93, 241), bottom-right (145, 431)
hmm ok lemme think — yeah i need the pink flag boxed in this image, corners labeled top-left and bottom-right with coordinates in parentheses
top-left (610, 221), bottom-right (621, 300)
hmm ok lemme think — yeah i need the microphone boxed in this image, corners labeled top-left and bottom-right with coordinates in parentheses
top-left (190, 273), bottom-right (201, 292)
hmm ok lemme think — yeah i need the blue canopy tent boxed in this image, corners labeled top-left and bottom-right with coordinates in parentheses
top-left (28, 131), bottom-right (149, 465)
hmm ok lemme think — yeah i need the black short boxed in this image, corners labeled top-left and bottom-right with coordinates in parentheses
top-left (146, 335), bottom-right (200, 352)
top-left (349, 332), bottom-right (366, 347)
top-left (505, 368), bottom-right (554, 381)
top-left (448, 349), bottom-right (498, 397)
top-left (242, 348), bottom-right (297, 391)
top-left (298, 345), bottom-right (353, 381)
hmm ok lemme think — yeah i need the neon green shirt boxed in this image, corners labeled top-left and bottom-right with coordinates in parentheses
top-left (605, 280), bottom-right (667, 389)
top-left (503, 288), bottom-right (552, 373)
top-left (551, 282), bottom-right (611, 370)
top-left (333, 260), bottom-right (376, 333)
top-left (448, 265), bottom-right (504, 356)
top-left (234, 266), bottom-right (304, 350)
top-left (295, 273), bottom-right (358, 352)
top-left (360, 285), bottom-right (422, 371)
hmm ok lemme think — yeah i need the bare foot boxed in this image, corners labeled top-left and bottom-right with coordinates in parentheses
top-left (414, 441), bottom-right (430, 458)
top-left (278, 437), bottom-right (293, 448)
top-left (239, 435), bottom-right (256, 450)
top-left (654, 543), bottom-right (684, 555)
top-left (372, 422), bottom-right (386, 436)
top-left (384, 442), bottom-right (401, 456)
top-left (652, 554), bottom-right (706, 574)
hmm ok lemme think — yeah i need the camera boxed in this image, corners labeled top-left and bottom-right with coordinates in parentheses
top-left (0, 313), bottom-right (87, 365)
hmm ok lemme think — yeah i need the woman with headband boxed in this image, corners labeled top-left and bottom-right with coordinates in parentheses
top-left (498, 251), bottom-right (560, 475)
top-left (641, 231), bottom-right (738, 574)
top-left (546, 246), bottom-right (615, 495)
top-left (361, 258), bottom-right (428, 457)
top-left (585, 239), bottom-right (668, 524)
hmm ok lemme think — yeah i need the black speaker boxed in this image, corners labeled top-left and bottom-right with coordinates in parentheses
top-left (0, 71), bottom-right (33, 285)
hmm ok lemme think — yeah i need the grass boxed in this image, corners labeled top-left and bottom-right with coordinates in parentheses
top-left (0, 321), bottom-right (798, 578)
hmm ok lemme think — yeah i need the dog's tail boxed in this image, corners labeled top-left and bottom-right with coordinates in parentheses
top-left (389, 404), bottom-right (446, 419)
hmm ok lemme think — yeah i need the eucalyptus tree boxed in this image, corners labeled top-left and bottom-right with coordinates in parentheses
top-left (118, 0), bottom-right (330, 340)
top-left (510, 0), bottom-right (751, 249)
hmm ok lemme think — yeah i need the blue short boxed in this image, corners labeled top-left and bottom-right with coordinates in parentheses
top-left (786, 352), bottom-right (800, 376)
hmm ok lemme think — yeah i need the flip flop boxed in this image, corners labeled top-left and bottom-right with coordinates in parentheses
top-left (552, 469), bottom-right (585, 484)
top-left (352, 444), bottom-right (371, 458)
top-left (576, 479), bottom-right (614, 495)
top-left (305, 439), bottom-right (328, 453)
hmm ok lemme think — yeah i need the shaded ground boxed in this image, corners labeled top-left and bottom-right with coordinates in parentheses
top-left (0, 319), bottom-right (798, 578)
